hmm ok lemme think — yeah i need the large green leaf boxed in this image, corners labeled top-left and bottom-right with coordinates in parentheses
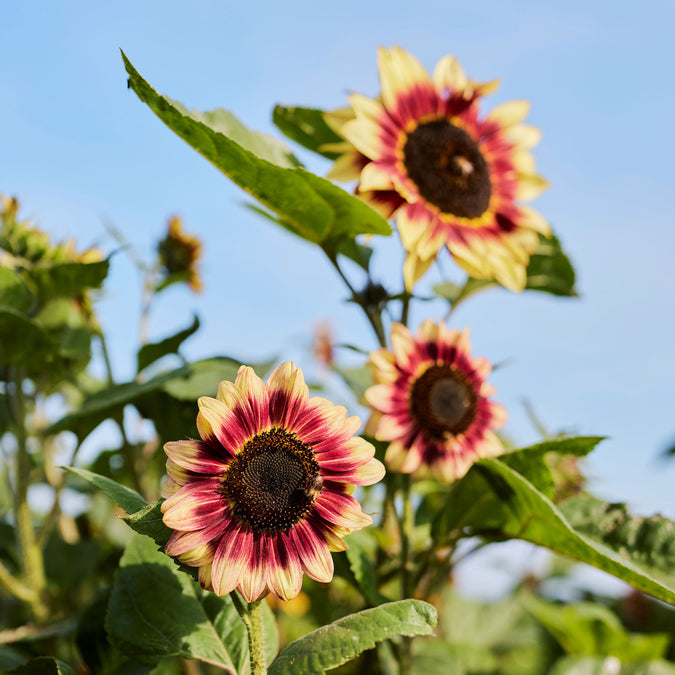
top-left (30, 258), bottom-right (110, 302)
top-left (136, 314), bottom-right (200, 373)
top-left (272, 105), bottom-right (344, 159)
top-left (560, 495), bottom-right (675, 581)
top-left (106, 533), bottom-right (240, 671)
top-left (122, 53), bottom-right (391, 246)
top-left (526, 597), bottom-right (670, 660)
top-left (47, 364), bottom-right (190, 442)
top-left (432, 458), bottom-right (675, 605)
top-left (268, 600), bottom-right (437, 675)
top-left (0, 306), bottom-right (54, 367)
top-left (64, 466), bottom-right (147, 515)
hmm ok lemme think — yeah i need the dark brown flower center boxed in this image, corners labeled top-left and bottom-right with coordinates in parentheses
top-left (403, 119), bottom-right (491, 218)
top-left (410, 365), bottom-right (477, 440)
top-left (223, 428), bottom-right (321, 534)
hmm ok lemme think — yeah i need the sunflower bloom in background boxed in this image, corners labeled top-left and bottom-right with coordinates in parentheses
top-left (161, 362), bottom-right (385, 601)
top-left (327, 46), bottom-right (550, 291)
top-left (157, 215), bottom-right (202, 292)
top-left (364, 320), bottom-right (506, 481)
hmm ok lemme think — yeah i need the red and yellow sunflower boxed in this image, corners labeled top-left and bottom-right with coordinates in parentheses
top-left (161, 362), bottom-right (384, 601)
top-left (364, 320), bottom-right (506, 481)
top-left (326, 47), bottom-right (550, 291)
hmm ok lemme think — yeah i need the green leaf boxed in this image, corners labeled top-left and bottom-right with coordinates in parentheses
top-left (550, 656), bottom-right (675, 675)
top-left (268, 600), bottom-right (437, 675)
top-left (106, 533), bottom-right (239, 672)
top-left (122, 53), bottom-right (391, 246)
top-left (122, 501), bottom-right (171, 548)
top-left (0, 266), bottom-right (32, 312)
top-left (433, 458), bottom-right (675, 605)
top-left (137, 314), bottom-right (200, 373)
top-left (0, 306), bottom-right (54, 367)
top-left (30, 258), bottom-right (110, 302)
top-left (500, 437), bottom-right (605, 498)
top-left (272, 105), bottom-right (345, 159)
top-left (560, 495), bottom-right (675, 580)
top-left (64, 466), bottom-right (147, 514)
top-left (526, 597), bottom-right (669, 660)
top-left (433, 278), bottom-right (493, 308)
top-left (526, 232), bottom-right (577, 297)
top-left (8, 657), bottom-right (76, 675)
top-left (47, 364), bottom-right (189, 441)
top-left (333, 365), bottom-right (373, 400)
top-left (162, 356), bottom-right (250, 400)
top-left (344, 532), bottom-right (389, 606)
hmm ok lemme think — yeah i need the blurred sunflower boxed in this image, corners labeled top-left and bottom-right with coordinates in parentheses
top-left (364, 320), bottom-right (506, 481)
top-left (161, 362), bottom-right (384, 601)
top-left (326, 46), bottom-right (550, 291)
top-left (157, 215), bottom-right (202, 292)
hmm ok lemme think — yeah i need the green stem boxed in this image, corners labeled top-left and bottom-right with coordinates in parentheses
top-left (398, 474), bottom-right (414, 675)
top-left (237, 598), bottom-right (267, 675)
top-left (11, 370), bottom-right (48, 621)
top-left (323, 249), bottom-right (387, 348)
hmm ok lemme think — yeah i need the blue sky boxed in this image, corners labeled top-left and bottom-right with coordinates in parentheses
top-left (2, 0), bottom-right (674, 524)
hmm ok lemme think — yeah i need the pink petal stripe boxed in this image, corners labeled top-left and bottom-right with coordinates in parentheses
top-left (164, 440), bottom-right (228, 475)
top-left (164, 518), bottom-right (229, 557)
top-left (312, 490), bottom-right (372, 530)
top-left (234, 366), bottom-right (271, 431)
top-left (217, 380), bottom-right (261, 438)
top-left (324, 457), bottom-right (386, 486)
top-left (266, 532), bottom-right (303, 600)
top-left (266, 362), bottom-right (309, 429)
top-left (211, 521), bottom-right (254, 596)
top-left (198, 396), bottom-right (251, 455)
top-left (238, 533), bottom-right (269, 602)
top-left (161, 479), bottom-right (227, 531)
top-left (290, 519), bottom-right (334, 583)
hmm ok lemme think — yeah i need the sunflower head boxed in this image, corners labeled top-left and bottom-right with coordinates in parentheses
top-left (161, 362), bottom-right (384, 601)
top-left (364, 320), bottom-right (506, 482)
top-left (157, 216), bottom-right (202, 292)
top-left (328, 46), bottom-right (551, 291)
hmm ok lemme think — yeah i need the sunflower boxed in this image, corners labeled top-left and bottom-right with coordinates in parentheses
top-left (364, 321), bottom-right (506, 481)
top-left (161, 362), bottom-right (384, 601)
top-left (157, 215), bottom-right (202, 292)
top-left (326, 47), bottom-right (550, 291)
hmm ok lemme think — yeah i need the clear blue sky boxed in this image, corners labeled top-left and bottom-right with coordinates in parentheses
top-left (2, 0), bottom-right (674, 525)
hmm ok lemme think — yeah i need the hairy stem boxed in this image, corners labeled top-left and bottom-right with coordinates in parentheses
top-left (11, 370), bottom-right (48, 621)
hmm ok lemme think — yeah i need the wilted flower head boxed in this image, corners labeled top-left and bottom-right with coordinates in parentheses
top-left (157, 215), bottom-right (202, 292)
top-left (364, 320), bottom-right (506, 481)
top-left (326, 47), bottom-right (550, 291)
top-left (161, 362), bottom-right (384, 601)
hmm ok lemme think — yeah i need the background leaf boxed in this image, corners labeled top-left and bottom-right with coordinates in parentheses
top-left (272, 105), bottom-right (344, 159)
top-left (268, 600), bottom-right (437, 675)
top-left (136, 314), bottom-right (200, 373)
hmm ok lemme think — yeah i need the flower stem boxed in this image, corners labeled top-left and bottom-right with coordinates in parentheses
top-left (10, 369), bottom-right (48, 622)
top-left (233, 595), bottom-right (267, 675)
top-left (398, 474), bottom-right (415, 675)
